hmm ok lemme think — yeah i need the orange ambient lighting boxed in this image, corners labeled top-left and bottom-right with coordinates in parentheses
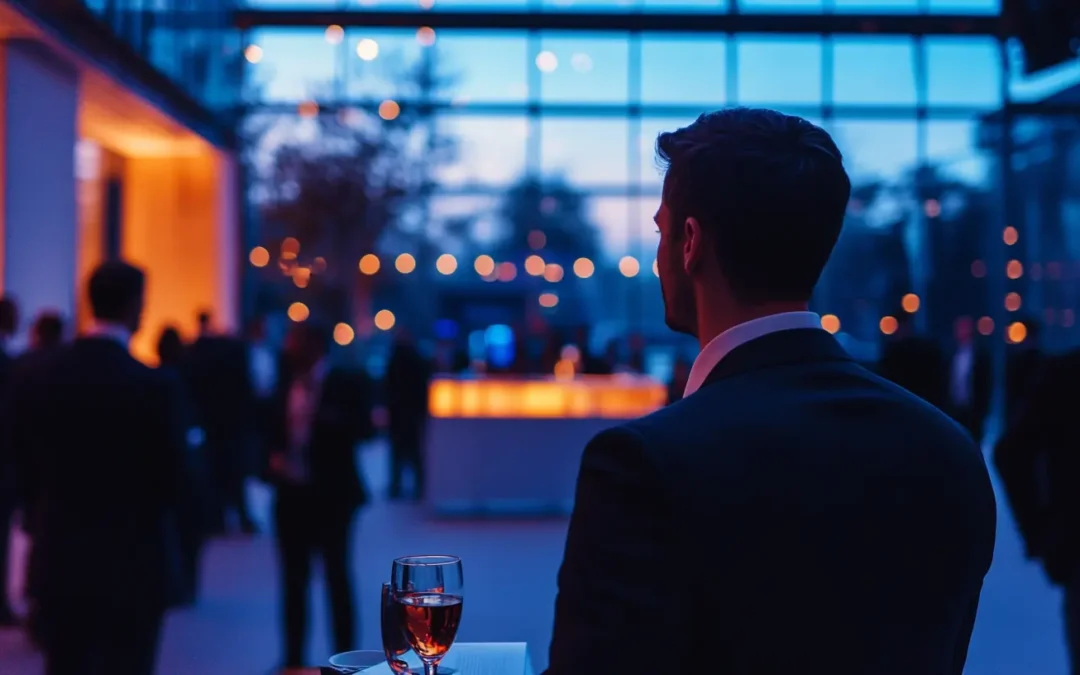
top-left (428, 375), bottom-right (666, 419)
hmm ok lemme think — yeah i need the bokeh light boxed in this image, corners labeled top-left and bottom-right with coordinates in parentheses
top-left (287, 302), bottom-right (309, 322)
top-left (374, 309), bottom-right (396, 331)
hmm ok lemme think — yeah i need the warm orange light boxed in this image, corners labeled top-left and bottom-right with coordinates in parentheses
top-left (1006, 260), bottom-right (1023, 279)
top-left (1004, 226), bottom-right (1018, 246)
top-left (652, 259), bottom-right (659, 277)
top-left (553, 358), bottom-right (575, 380)
top-left (298, 101), bottom-right (319, 118)
top-left (281, 237), bottom-right (300, 259)
top-left (977, 316), bottom-right (994, 336)
top-left (244, 45), bottom-right (263, 63)
top-left (474, 255), bottom-right (495, 276)
top-left (333, 322), bottom-right (355, 345)
top-left (821, 314), bottom-right (840, 334)
top-left (359, 254), bottom-right (380, 275)
top-left (293, 267), bottom-right (311, 288)
top-left (1008, 321), bottom-right (1027, 344)
top-left (573, 258), bottom-right (594, 279)
top-left (287, 302), bottom-right (310, 322)
top-left (528, 230), bottom-right (546, 250)
top-left (395, 253), bottom-right (416, 274)
top-left (325, 25), bottom-right (345, 44)
top-left (379, 100), bottom-right (401, 121)
top-left (435, 253), bottom-right (457, 275)
top-left (900, 293), bottom-right (919, 313)
top-left (496, 262), bottom-right (517, 281)
top-left (880, 316), bottom-right (899, 335)
top-left (543, 263), bottom-right (564, 283)
top-left (416, 27), bottom-right (436, 46)
top-left (428, 375), bottom-right (667, 419)
top-left (374, 309), bottom-right (396, 331)
top-left (249, 246), bottom-right (270, 267)
top-left (618, 256), bottom-right (640, 277)
top-left (312, 256), bottom-right (327, 273)
top-left (1005, 292), bottom-right (1022, 312)
top-left (524, 255), bottom-right (545, 276)
top-left (539, 292), bottom-right (558, 308)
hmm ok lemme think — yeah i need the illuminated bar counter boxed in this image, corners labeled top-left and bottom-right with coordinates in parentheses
top-left (425, 374), bottom-right (667, 517)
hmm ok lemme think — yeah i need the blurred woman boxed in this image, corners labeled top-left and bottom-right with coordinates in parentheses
top-left (156, 326), bottom-right (208, 607)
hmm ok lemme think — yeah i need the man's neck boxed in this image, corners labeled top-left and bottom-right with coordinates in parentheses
top-left (89, 321), bottom-right (132, 347)
top-left (695, 301), bottom-right (810, 351)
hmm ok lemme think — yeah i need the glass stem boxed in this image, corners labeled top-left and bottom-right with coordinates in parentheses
top-left (423, 662), bottom-right (439, 675)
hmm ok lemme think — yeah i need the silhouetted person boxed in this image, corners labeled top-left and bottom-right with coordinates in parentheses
top-left (1004, 317), bottom-right (1044, 425)
top-left (0, 296), bottom-right (19, 627)
top-left (268, 321), bottom-right (374, 669)
top-left (386, 331), bottom-right (432, 500)
top-left (546, 109), bottom-right (995, 675)
top-left (877, 312), bottom-right (948, 411)
top-left (14, 261), bottom-right (186, 675)
top-left (246, 315), bottom-right (279, 477)
top-left (994, 347), bottom-right (1080, 672)
top-left (156, 326), bottom-right (209, 607)
top-left (946, 315), bottom-right (992, 445)
top-left (187, 310), bottom-right (257, 534)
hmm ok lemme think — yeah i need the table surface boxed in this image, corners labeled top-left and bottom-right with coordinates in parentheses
top-left (362, 642), bottom-right (535, 675)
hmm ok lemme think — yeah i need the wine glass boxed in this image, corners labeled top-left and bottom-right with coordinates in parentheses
top-left (381, 582), bottom-right (412, 675)
top-left (391, 555), bottom-right (464, 675)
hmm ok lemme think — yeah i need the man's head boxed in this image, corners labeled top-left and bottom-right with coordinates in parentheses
top-left (31, 312), bottom-right (64, 350)
top-left (197, 310), bottom-right (212, 335)
top-left (654, 108), bottom-right (850, 340)
top-left (88, 260), bottom-right (145, 333)
top-left (0, 296), bottom-right (17, 339)
top-left (285, 321), bottom-right (331, 372)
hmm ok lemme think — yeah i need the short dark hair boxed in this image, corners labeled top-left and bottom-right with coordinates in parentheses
top-left (657, 107), bottom-right (851, 304)
top-left (87, 261), bottom-right (145, 322)
top-left (0, 296), bottom-right (17, 335)
top-left (32, 312), bottom-right (64, 348)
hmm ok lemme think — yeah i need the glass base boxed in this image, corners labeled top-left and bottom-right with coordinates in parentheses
top-left (406, 669), bottom-right (456, 674)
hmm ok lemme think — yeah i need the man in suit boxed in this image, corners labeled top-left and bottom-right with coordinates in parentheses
top-left (0, 296), bottom-right (19, 627)
top-left (877, 311), bottom-right (948, 411)
top-left (946, 315), bottom-right (992, 446)
top-left (188, 310), bottom-right (257, 534)
top-left (268, 321), bottom-right (375, 670)
top-left (385, 330), bottom-right (432, 500)
top-left (994, 348), bottom-right (1080, 671)
top-left (545, 108), bottom-right (997, 675)
top-left (13, 261), bottom-right (186, 675)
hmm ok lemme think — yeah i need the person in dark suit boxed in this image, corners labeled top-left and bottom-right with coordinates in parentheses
top-left (545, 108), bottom-right (997, 675)
top-left (877, 311), bottom-right (948, 411)
top-left (187, 311), bottom-right (257, 534)
top-left (1004, 317), bottom-right (1044, 425)
top-left (13, 261), bottom-right (186, 675)
top-left (994, 348), bottom-right (1080, 671)
top-left (268, 321), bottom-right (375, 670)
top-left (386, 330), bottom-right (432, 500)
top-left (945, 315), bottom-right (992, 446)
top-left (0, 296), bottom-right (19, 628)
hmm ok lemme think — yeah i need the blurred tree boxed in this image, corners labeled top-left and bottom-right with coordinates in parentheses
top-left (494, 178), bottom-right (602, 264)
top-left (247, 49), bottom-right (456, 329)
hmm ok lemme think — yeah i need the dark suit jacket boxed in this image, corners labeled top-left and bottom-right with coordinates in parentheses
top-left (267, 363), bottom-right (376, 513)
top-left (994, 348), bottom-right (1080, 584)
top-left (878, 336), bottom-right (948, 411)
top-left (0, 347), bottom-right (14, 507)
top-left (9, 346), bottom-right (63, 529)
top-left (14, 337), bottom-right (187, 610)
top-left (547, 328), bottom-right (996, 675)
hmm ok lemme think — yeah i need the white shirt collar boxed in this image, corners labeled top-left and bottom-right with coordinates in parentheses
top-left (683, 311), bottom-right (823, 398)
top-left (88, 322), bottom-right (132, 349)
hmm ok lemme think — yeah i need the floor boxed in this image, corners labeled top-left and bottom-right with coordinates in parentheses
top-left (0, 440), bottom-right (1072, 675)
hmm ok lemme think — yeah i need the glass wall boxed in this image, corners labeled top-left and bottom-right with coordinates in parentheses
top-left (237, 18), bottom-right (1080, 375)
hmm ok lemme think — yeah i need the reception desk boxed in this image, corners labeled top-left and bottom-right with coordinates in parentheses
top-left (425, 374), bottom-right (666, 517)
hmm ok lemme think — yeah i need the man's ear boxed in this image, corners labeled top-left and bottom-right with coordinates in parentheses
top-left (683, 216), bottom-right (703, 273)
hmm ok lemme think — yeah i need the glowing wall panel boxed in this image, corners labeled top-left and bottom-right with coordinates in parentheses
top-left (0, 39), bottom-right (78, 330)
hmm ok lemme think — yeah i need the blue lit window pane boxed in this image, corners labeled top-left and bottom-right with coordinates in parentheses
top-left (640, 36), bottom-right (727, 106)
top-left (831, 0), bottom-right (918, 11)
top-left (433, 116), bottom-right (530, 188)
top-left (246, 29), bottom-right (338, 103)
top-left (832, 38), bottom-right (917, 106)
top-left (736, 36), bottom-right (822, 105)
top-left (536, 34), bottom-right (629, 103)
top-left (540, 118), bottom-right (630, 186)
top-left (736, 0), bottom-right (823, 12)
top-left (432, 33), bottom-right (529, 103)
top-left (344, 30), bottom-right (423, 101)
top-left (638, 116), bottom-right (701, 188)
top-left (925, 38), bottom-right (1002, 108)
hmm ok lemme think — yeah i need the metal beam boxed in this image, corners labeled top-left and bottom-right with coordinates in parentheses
top-left (233, 9), bottom-right (1002, 36)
